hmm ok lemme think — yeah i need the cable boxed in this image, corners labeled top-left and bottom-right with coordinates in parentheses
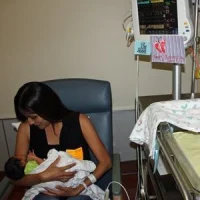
top-left (122, 14), bottom-right (132, 31)
top-left (135, 56), bottom-right (147, 200)
top-left (105, 181), bottom-right (130, 200)
top-left (135, 55), bottom-right (139, 120)
top-left (134, 182), bottom-right (138, 200)
top-left (127, 31), bottom-right (134, 47)
top-left (122, 9), bottom-right (134, 47)
top-left (122, 9), bottom-right (132, 31)
top-left (134, 55), bottom-right (141, 200)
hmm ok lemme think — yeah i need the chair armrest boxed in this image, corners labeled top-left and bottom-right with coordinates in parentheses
top-left (0, 177), bottom-right (13, 200)
top-left (112, 153), bottom-right (121, 198)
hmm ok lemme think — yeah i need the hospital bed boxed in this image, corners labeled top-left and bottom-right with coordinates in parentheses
top-left (134, 94), bottom-right (200, 200)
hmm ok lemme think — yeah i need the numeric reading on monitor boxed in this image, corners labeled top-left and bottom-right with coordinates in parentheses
top-left (137, 0), bottom-right (178, 35)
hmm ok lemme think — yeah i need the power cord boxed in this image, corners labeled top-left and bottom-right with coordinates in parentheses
top-left (122, 9), bottom-right (134, 47)
top-left (104, 181), bottom-right (130, 200)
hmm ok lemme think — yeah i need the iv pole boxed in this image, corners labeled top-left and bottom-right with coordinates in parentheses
top-left (191, 0), bottom-right (199, 98)
top-left (173, 0), bottom-right (199, 100)
top-left (173, 64), bottom-right (182, 100)
top-left (140, 2), bottom-right (199, 199)
top-left (131, 2), bottom-right (199, 200)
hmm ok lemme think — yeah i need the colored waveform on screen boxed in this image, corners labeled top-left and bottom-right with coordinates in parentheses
top-left (137, 0), bottom-right (178, 35)
top-left (151, 0), bottom-right (164, 3)
top-left (138, 0), bottom-right (164, 4)
top-left (138, 0), bottom-right (150, 4)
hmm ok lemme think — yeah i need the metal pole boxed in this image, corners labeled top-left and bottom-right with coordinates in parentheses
top-left (173, 64), bottom-right (182, 100)
top-left (191, 0), bottom-right (199, 98)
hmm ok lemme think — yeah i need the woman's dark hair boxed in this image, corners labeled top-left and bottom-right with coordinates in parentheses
top-left (4, 157), bottom-right (25, 180)
top-left (14, 82), bottom-right (71, 122)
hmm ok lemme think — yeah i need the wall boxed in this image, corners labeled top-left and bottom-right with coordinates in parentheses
top-left (0, 0), bottom-right (195, 118)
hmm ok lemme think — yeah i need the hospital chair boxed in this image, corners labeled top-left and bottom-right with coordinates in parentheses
top-left (0, 78), bottom-right (121, 200)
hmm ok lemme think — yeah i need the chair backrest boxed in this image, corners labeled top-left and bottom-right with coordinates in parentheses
top-left (44, 78), bottom-right (113, 190)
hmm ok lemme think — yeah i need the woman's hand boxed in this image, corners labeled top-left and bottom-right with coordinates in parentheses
top-left (41, 156), bottom-right (77, 182)
top-left (43, 185), bottom-right (83, 197)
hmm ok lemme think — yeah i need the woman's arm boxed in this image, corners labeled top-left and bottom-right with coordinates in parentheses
top-left (14, 123), bottom-right (76, 187)
top-left (42, 114), bottom-right (112, 197)
top-left (14, 122), bottom-right (43, 186)
top-left (79, 114), bottom-right (112, 186)
top-left (14, 122), bottom-right (30, 167)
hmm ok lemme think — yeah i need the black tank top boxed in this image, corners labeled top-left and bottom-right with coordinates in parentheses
top-left (29, 112), bottom-right (90, 160)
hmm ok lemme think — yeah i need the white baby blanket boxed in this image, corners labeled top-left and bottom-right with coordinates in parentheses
top-left (22, 149), bottom-right (104, 200)
top-left (129, 98), bottom-right (200, 158)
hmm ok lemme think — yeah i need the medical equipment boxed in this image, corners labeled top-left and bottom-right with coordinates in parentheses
top-left (127, 1), bottom-right (200, 200)
top-left (128, 1), bottom-right (197, 101)
top-left (131, 0), bottom-right (194, 48)
top-left (131, 0), bottom-right (197, 100)
top-left (133, 94), bottom-right (200, 200)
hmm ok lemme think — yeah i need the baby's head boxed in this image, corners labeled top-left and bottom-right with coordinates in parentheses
top-left (4, 157), bottom-right (26, 180)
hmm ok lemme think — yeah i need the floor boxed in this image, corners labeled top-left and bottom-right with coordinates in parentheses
top-left (0, 160), bottom-right (138, 200)
top-left (121, 160), bottom-right (138, 200)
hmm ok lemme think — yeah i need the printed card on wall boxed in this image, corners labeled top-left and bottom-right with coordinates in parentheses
top-left (151, 35), bottom-right (185, 64)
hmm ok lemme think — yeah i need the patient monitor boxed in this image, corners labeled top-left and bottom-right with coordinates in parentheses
top-left (132, 0), bottom-right (194, 47)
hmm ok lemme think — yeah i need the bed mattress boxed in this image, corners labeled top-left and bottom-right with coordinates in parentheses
top-left (165, 131), bottom-right (200, 192)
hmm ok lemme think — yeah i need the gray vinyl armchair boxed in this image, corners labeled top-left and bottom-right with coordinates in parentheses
top-left (0, 78), bottom-right (121, 200)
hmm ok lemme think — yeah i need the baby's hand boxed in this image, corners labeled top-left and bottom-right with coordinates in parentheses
top-left (28, 150), bottom-right (37, 161)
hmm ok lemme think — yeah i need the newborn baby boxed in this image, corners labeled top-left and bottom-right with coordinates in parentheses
top-left (22, 149), bottom-right (104, 200)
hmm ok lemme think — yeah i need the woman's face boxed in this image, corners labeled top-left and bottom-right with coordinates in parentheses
top-left (25, 113), bottom-right (50, 129)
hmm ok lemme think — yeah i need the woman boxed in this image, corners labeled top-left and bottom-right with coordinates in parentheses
top-left (13, 82), bottom-right (112, 200)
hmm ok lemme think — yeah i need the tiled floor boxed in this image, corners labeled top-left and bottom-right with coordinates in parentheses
top-left (0, 160), bottom-right (138, 200)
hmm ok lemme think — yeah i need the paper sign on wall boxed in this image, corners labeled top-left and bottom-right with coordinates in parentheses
top-left (151, 35), bottom-right (185, 64)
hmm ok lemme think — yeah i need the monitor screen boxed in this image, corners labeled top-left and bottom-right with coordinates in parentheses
top-left (137, 0), bottom-right (178, 35)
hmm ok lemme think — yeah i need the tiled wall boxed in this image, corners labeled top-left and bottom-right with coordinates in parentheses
top-left (0, 110), bottom-right (136, 170)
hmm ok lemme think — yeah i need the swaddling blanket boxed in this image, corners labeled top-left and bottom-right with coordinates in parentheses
top-left (129, 98), bottom-right (200, 158)
top-left (22, 149), bottom-right (104, 200)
